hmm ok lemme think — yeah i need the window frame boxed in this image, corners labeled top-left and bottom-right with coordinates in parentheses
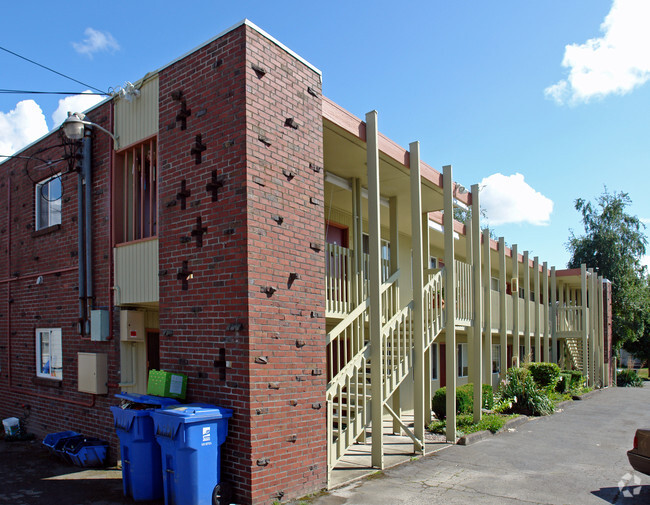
top-left (35, 173), bottom-right (62, 231)
top-left (35, 328), bottom-right (63, 380)
top-left (457, 343), bottom-right (468, 378)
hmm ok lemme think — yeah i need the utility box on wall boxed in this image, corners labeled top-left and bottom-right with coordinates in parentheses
top-left (91, 310), bottom-right (110, 341)
top-left (78, 352), bottom-right (108, 394)
top-left (120, 310), bottom-right (145, 342)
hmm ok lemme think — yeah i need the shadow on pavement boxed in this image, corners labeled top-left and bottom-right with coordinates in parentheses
top-left (592, 484), bottom-right (650, 504)
top-left (0, 439), bottom-right (162, 505)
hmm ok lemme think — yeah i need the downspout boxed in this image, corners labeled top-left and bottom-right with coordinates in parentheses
top-left (83, 130), bottom-right (93, 335)
top-left (78, 142), bottom-right (86, 333)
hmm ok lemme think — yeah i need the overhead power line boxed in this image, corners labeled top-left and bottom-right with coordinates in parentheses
top-left (0, 89), bottom-right (108, 96)
top-left (0, 45), bottom-right (107, 95)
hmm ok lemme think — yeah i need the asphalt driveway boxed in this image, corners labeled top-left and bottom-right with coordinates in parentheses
top-left (314, 385), bottom-right (650, 505)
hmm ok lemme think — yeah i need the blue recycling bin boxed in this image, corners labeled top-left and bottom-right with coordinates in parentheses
top-left (151, 404), bottom-right (233, 505)
top-left (110, 393), bottom-right (180, 501)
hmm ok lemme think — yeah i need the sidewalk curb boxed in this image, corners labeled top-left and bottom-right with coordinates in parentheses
top-left (456, 415), bottom-right (529, 446)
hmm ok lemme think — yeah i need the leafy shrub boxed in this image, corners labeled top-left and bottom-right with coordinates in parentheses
top-left (432, 383), bottom-right (494, 420)
top-left (496, 367), bottom-right (554, 416)
top-left (556, 372), bottom-right (572, 393)
top-left (428, 413), bottom-right (515, 435)
top-left (564, 370), bottom-right (585, 389)
top-left (617, 369), bottom-right (643, 387)
top-left (526, 362), bottom-right (561, 389)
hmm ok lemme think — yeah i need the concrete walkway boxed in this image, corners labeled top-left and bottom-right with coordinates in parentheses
top-left (313, 385), bottom-right (650, 505)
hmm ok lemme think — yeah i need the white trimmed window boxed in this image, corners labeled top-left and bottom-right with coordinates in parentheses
top-left (457, 343), bottom-right (468, 377)
top-left (492, 344), bottom-right (501, 374)
top-left (35, 174), bottom-right (62, 230)
top-left (36, 328), bottom-right (63, 380)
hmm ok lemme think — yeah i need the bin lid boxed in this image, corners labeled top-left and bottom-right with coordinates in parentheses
top-left (115, 393), bottom-right (180, 408)
top-left (157, 403), bottom-right (233, 421)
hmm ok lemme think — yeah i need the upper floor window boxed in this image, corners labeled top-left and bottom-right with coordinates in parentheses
top-left (114, 138), bottom-right (157, 243)
top-left (36, 328), bottom-right (63, 380)
top-left (35, 174), bottom-right (62, 230)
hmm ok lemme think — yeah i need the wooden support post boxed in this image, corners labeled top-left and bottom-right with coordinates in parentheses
top-left (471, 184), bottom-right (482, 423)
top-left (598, 276), bottom-right (606, 386)
top-left (423, 212), bottom-right (432, 426)
top-left (483, 229), bottom-right (492, 385)
top-left (443, 165), bottom-right (457, 443)
top-left (523, 251), bottom-right (531, 362)
top-left (581, 264), bottom-right (588, 384)
top-left (390, 196), bottom-right (401, 435)
top-left (551, 266), bottom-right (557, 364)
top-left (366, 111), bottom-right (384, 469)
top-left (540, 261), bottom-right (551, 363)
top-left (589, 268), bottom-right (597, 386)
top-left (512, 244), bottom-right (519, 367)
top-left (499, 237), bottom-right (507, 380)
top-left (352, 178), bottom-right (363, 305)
top-left (410, 141), bottom-right (425, 453)
top-left (534, 256), bottom-right (540, 362)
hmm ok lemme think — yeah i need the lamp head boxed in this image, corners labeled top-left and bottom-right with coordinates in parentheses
top-left (62, 112), bottom-right (86, 141)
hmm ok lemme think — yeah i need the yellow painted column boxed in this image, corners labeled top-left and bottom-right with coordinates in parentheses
top-left (523, 251), bottom-right (531, 362)
top-left (410, 141), bottom-right (425, 453)
top-left (581, 264), bottom-right (588, 384)
top-left (443, 165), bottom-right (457, 443)
top-left (366, 110), bottom-right (384, 469)
top-left (499, 237), bottom-right (508, 380)
top-left (543, 262), bottom-right (549, 362)
top-left (534, 256), bottom-right (540, 362)
top-left (471, 184), bottom-right (482, 423)
top-left (483, 229), bottom-right (492, 385)
top-left (512, 244), bottom-right (520, 367)
top-left (550, 266), bottom-right (557, 364)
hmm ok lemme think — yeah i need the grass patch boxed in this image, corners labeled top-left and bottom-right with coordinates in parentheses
top-left (548, 391), bottom-right (573, 403)
top-left (427, 413), bottom-right (517, 436)
top-left (637, 368), bottom-right (649, 380)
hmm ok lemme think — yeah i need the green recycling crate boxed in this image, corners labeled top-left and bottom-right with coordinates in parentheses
top-left (147, 369), bottom-right (188, 400)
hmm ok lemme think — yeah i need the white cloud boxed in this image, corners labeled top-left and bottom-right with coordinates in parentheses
top-left (545, 0), bottom-right (650, 105)
top-left (51, 92), bottom-right (105, 128)
top-left (0, 100), bottom-right (48, 156)
top-left (479, 173), bottom-right (554, 226)
top-left (72, 28), bottom-right (120, 58)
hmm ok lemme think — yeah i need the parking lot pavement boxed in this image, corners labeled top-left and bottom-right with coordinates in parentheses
top-left (313, 385), bottom-right (650, 505)
top-left (0, 439), bottom-right (161, 505)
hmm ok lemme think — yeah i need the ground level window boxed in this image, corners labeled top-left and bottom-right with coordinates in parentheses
top-left (457, 343), bottom-right (468, 377)
top-left (36, 328), bottom-right (62, 380)
top-left (492, 344), bottom-right (501, 374)
top-left (35, 174), bottom-right (62, 230)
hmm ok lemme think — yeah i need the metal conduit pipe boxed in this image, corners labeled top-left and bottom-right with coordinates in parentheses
top-left (77, 144), bottom-right (86, 332)
top-left (82, 131), bottom-right (93, 334)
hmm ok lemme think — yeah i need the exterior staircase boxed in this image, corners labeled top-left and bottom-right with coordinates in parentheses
top-left (565, 338), bottom-right (584, 372)
top-left (326, 268), bottom-right (445, 473)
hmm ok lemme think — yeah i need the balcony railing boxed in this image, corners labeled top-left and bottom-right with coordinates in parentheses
top-left (455, 259), bottom-right (473, 325)
top-left (557, 307), bottom-right (584, 333)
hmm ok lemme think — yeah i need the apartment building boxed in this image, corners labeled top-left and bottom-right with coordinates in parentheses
top-left (0, 20), bottom-right (612, 505)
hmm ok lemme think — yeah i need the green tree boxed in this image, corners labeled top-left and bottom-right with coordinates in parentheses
top-left (567, 189), bottom-right (648, 351)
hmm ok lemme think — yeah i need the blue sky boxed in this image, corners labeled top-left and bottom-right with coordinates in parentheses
top-left (1, 0), bottom-right (649, 271)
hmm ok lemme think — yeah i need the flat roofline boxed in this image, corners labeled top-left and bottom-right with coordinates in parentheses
top-left (158, 19), bottom-right (322, 79)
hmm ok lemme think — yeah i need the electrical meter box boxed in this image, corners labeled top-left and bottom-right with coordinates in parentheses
top-left (91, 310), bottom-right (110, 341)
top-left (78, 352), bottom-right (108, 394)
top-left (120, 310), bottom-right (145, 342)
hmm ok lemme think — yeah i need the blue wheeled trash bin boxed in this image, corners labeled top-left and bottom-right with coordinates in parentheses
top-left (151, 404), bottom-right (233, 505)
top-left (110, 393), bottom-right (180, 501)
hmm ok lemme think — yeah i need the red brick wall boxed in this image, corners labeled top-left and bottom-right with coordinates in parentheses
top-left (157, 25), bottom-right (255, 502)
top-left (244, 26), bottom-right (325, 504)
top-left (0, 101), bottom-right (120, 447)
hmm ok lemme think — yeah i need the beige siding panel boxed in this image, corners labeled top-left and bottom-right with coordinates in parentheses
top-left (115, 76), bottom-right (159, 148)
top-left (114, 239), bottom-right (159, 304)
